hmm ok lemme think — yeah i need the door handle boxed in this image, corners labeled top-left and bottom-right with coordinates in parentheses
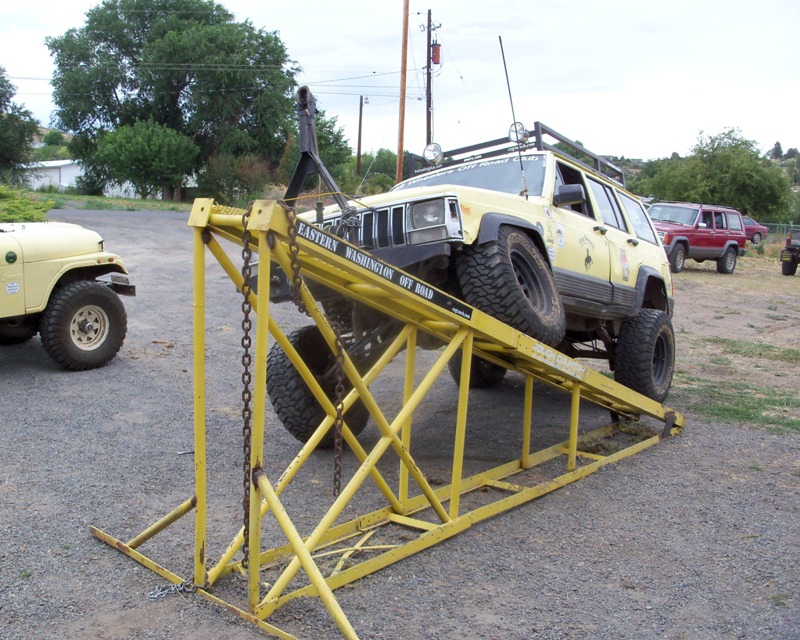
top-left (627, 238), bottom-right (640, 246)
top-left (593, 225), bottom-right (607, 235)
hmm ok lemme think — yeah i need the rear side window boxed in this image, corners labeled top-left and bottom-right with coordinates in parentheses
top-left (728, 214), bottom-right (743, 231)
top-left (587, 179), bottom-right (627, 230)
top-left (714, 211), bottom-right (728, 230)
top-left (618, 193), bottom-right (658, 244)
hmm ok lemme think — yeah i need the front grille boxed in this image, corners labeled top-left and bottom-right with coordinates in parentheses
top-left (323, 205), bottom-right (407, 250)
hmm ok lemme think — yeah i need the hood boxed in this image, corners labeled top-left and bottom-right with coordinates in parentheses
top-left (651, 220), bottom-right (691, 234)
top-left (0, 221), bottom-right (104, 262)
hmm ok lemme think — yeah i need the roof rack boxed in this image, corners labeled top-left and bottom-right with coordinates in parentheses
top-left (410, 121), bottom-right (625, 187)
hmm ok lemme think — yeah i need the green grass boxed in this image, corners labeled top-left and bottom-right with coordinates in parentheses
top-left (672, 376), bottom-right (799, 433)
top-left (41, 193), bottom-right (191, 213)
top-left (700, 337), bottom-right (800, 363)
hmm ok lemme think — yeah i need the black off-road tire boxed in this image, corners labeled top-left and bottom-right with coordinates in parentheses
top-left (0, 317), bottom-right (39, 345)
top-left (669, 245), bottom-right (686, 273)
top-left (782, 260), bottom-right (798, 276)
top-left (716, 247), bottom-right (737, 274)
top-left (40, 281), bottom-right (127, 371)
top-left (456, 226), bottom-right (566, 346)
top-left (267, 325), bottom-right (370, 448)
top-left (447, 350), bottom-right (507, 388)
top-left (614, 308), bottom-right (675, 403)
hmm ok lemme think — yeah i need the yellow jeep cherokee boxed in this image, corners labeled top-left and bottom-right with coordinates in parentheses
top-left (0, 221), bottom-right (135, 370)
top-left (267, 104), bottom-right (675, 446)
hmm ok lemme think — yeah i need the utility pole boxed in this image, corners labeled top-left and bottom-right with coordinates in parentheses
top-left (396, 0), bottom-right (410, 183)
top-left (357, 95), bottom-right (366, 176)
top-left (425, 9), bottom-right (433, 146)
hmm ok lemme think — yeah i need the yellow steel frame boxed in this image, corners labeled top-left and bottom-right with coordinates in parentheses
top-left (92, 198), bottom-right (685, 639)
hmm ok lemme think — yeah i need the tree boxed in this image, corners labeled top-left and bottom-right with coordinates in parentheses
top-left (634, 129), bottom-right (791, 222)
top-left (47, 0), bottom-right (298, 196)
top-left (93, 119), bottom-right (199, 199)
top-left (276, 108), bottom-right (352, 187)
top-left (771, 141), bottom-right (783, 160)
top-left (0, 66), bottom-right (40, 185)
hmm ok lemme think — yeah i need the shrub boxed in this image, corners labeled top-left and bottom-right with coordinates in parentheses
top-left (0, 185), bottom-right (53, 222)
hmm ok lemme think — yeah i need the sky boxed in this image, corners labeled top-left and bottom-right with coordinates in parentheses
top-left (2, 0), bottom-right (798, 161)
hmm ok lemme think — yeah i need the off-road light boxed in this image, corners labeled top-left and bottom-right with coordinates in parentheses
top-left (508, 122), bottom-right (528, 143)
top-left (422, 142), bottom-right (443, 164)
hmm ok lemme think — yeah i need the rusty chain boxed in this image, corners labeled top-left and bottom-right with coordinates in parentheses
top-left (285, 202), bottom-right (346, 496)
top-left (240, 204), bottom-right (254, 568)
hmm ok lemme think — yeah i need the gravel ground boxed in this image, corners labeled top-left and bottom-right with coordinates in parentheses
top-left (0, 209), bottom-right (797, 639)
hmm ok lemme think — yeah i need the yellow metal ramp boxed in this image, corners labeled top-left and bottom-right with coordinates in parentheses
top-left (92, 198), bottom-right (685, 639)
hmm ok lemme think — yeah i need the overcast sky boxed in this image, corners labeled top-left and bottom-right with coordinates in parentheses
top-left (2, 0), bottom-right (798, 161)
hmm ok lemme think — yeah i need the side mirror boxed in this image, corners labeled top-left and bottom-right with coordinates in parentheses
top-left (554, 184), bottom-right (586, 207)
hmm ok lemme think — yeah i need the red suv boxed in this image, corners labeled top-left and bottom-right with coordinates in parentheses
top-left (648, 202), bottom-right (747, 274)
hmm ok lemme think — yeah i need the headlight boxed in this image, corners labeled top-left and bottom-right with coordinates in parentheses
top-left (409, 200), bottom-right (446, 229)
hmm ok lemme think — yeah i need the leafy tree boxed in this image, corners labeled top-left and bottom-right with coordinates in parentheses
top-left (43, 130), bottom-right (65, 146)
top-left (93, 119), bottom-right (199, 198)
top-left (276, 108), bottom-right (352, 188)
top-left (196, 153), bottom-right (272, 204)
top-left (46, 0), bottom-right (298, 196)
top-left (771, 141), bottom-right (783, 160)
top-left (635, 129), bottom-right (791, 222)
top-left (0, 66), bottom-right (40, 185)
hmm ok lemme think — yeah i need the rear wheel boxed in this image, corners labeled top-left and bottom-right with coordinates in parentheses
top-left (40, 281), bottom-right (127, 370)
top-left (614, 309), bottom-right (675, 403)
top-left (716, 247), bottom-right (737, 274)
top-left (751, 232), bottom-right (762, 244)
top-left (782, 259), bottom-right (798, 276)
top-left (668, 245), bottom-right (686, 273)
top-left (456, 226), bottom-right (565, 346)
top-left (267, 325), bottom-right (370, 448)
top-left (0, 317), bottom-right (39, 345)
top-left (447, 351), bottom-right (507, 388)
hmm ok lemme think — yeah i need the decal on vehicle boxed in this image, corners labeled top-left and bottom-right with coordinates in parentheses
top-left (6, 282), bottom-right (20, 294)
top-left (556, 225), bottom-right (565, 248)
top-left (547, 245), bottom-right (556, 262)
top-left (620, 248), bottom-right (629, 281)
top-left (296, 219), bottom-right (474, 320)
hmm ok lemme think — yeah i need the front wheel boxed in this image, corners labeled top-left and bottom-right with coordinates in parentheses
top-left (716, 247), bottom-right (737, 274)
top-left (456, 226), bottom-right (566, 346)
top-left (668, 245), bottom-right (686, 273)
top-left (267, 325), bottom-right (370, 448)
top-left (614, 309), bottom-right (675, 403)
top-left (40, 281), bottom-right (127, 370)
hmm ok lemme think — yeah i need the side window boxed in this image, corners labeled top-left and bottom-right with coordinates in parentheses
top-left (715, 211), bottom-right (727, 230)
top-left (587, 179), bottom-right (627, 230)
top-left (555, 162), bottom-right (595, 218)
top-left (701, 210), bottom-right (714, 228)
top-left (618, 192), bottom-right (658, 244)
top-left (728, 213), bottom-right (743, 231)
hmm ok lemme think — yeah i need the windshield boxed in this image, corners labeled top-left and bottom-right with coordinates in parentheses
top-left (648, 204), bottom-right (699, 225)
top-left (392, 155), bottom-right (546, 196)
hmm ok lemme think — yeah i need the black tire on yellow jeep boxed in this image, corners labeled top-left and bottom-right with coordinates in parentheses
top-left (447, 350), bottom-right (507, 388)
top-left (614, 308), bottom-right (675, 403)
top-left (0, 317), bottom-right (39, 345)
top-left (267, 325), bottom-right (370, 447)
top-left (456, 225), bottom-right (566, 347)
top-left (40, 281), bottom-right (127, 371)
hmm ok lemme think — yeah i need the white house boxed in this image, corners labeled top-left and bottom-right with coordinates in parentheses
top-left (24, 159), bottom-right (140, 199)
